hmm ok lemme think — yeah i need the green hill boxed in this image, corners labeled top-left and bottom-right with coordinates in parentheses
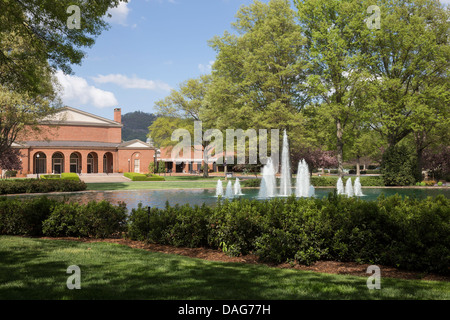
top-left (121, 111), bottom-right (157, 142)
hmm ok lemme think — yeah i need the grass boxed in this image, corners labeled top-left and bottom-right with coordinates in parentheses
top-left (86, 175), bottom-right (225, 191)
top-left (0, 236), bottom-right (449, 300)
top-left (86, 180), bottom-right (220, 191)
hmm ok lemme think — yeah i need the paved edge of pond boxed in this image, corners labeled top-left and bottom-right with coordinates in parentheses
top-left (2, 186), bottom-right (449, 197)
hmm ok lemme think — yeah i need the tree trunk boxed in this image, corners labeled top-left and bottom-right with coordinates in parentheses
top-left (415, 148), bottom-right (424, 182)
top-left (203, 147), bottom-right (209, 178)
top-left (336, 119), bottom-right (344, 177)
top-left (356, 156), bottom-right (361, 177)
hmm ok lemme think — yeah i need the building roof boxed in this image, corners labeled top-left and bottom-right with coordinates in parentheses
top-left (39, 106), bottom-right (123, 128)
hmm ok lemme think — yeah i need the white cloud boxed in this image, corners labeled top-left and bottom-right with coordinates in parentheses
top-left (55, 70), bottom-right (118, 109)
top-left (106, 1), bottom-right (131, 26)
top-left (92, 74), bottom-right (172, 92)
top-left (198, 61), bottom-right (214, 74)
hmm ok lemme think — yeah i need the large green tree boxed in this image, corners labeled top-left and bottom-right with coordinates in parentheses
top-left (361, 0), bottom-right (449, 148)
top-left (294, 0), bottom-right (376, 177)
top-left (148, 75), bottom-right (216, 177)
top-left (205, 0), bottom-right (308, 157)
top-left (1, 0), bottom-right (125, 170)
top-left (0, 0), bottom-right (126, 94)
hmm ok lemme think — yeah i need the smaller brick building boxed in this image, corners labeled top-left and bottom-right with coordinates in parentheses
top-left (7, 107), bottom-right (156, 177)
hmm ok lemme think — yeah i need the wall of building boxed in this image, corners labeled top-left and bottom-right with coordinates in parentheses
top-left (17, 124), bottom-right (122, 144)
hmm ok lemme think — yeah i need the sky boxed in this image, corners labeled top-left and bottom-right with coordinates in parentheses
top-left (56, 0), bottom-right (267, 120)
top-left (56, 0), bottom-right (450, 121)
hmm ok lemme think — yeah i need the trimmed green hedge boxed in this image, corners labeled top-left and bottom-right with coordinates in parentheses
top-left (124, 172), bottom-right (165, 181)
top-left (128, 195), bottom-right (450, 275)
top-left (0, 197), bottom-right (127, 238)
top-left (1, 194), bottom-right (449, 274)
top-left (41, 173), bottom-right (80, 181)
top-left (0, 179), bottom-right (87, 195)
top-left (241, 176), bottom-right (385, 188)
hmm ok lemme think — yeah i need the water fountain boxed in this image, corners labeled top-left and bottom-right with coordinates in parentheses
top-left (279, 130), bottom-right (292, 197)
top-left (336, 177), bottom-right (345, 195)
top-left (295, 159), bottom-right (315, 197)
top-left (225, 180), bottom-right (234, 198)
top-left (234, 178), bottom-right (243, 196)
top-left (345, 178), bottom-right (354, 197)
top-left (216, 179), bottom-right (223, 197)
top-left (354, 177), bottom-right (364, 197)
top-left (258, 158), bottom-right (277, 198)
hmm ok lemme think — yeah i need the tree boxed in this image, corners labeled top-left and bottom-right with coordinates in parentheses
top-left (0, 148), bottom-right (22, 173)
top-left (0, 0), bottom-right (126, 94)
top-left (148, 75), bottom-right (215, 177)
top-left (205, 0), bottom-right (308, 164)
top-left (1, 0), bottom-right (125, 169)
top-left (0, 83), bottom-right (60, 169)
top-left (294, 0), bottom-right (376, 177)
top-left (361, 0), bottom-right (449, 149)
top-left (422, 146), bottom-right (450, 181)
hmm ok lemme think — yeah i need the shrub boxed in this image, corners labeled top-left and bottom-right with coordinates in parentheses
top-left (124, 172), bottom-right (165, 181)
top-left (126, 195), bottom-right (449, 275)
top-left (0, 179), bottom-right (86, 195)
top-left (381, 146), bottom-right (417, 186)
top-left (61, 173), bottom-right (80, 181)
top-left (0, 197), bottom-right (58, 236)
top-left (241, 178), bottom-right (261, 187)
top-left (128, 202), bottom-right (210, 247)
top-left (42, 201), bottom-right (127, 238)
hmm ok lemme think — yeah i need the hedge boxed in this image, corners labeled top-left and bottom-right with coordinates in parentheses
top-left (0, 197), bottom-right (127, 238)
top-left (41, 173), bottom-right (80, 181)
top-left (127, 195), bottom-right (450, 275)
top-left (124, 172), bottom-right (165, 181)
top-left (241, 176), bottom-right (385, 188)
top-left (0, 179), bottom-right (87, 195)
top-left (2, 193), bottom-right (448, 275)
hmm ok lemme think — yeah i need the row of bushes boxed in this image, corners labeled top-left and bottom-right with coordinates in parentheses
top-left (1, 193), bottom-right (448, 274)
top-left (0, 197), bottom-right (127, 238)
top-left (0, 179), bottom-right (87, 195)
top-left (41, 173), bottom-right (80, 181)
top-left (124, 172), bottom-right (165, 181)
top-left (241, 176), bottom-right (385, 188)
top-left (127, 194), bottom-right (449, 275)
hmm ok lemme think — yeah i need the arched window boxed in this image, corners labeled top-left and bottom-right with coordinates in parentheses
top-left (34, 152), bottom-right (47, 174)
top-left (52, 152), bottom-right (64, 174)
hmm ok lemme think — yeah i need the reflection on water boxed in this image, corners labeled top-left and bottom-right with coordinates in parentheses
top-left (12, 187), bottom-right (450, 211)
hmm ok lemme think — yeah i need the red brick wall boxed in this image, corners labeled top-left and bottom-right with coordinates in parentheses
top-left (18, 125), bottom-right (122, 144)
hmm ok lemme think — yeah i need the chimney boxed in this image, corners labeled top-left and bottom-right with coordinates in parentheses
top-left (114, 108), bottom-right (121, 123)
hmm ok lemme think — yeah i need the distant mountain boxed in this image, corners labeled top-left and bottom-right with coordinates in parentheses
top-left (121, 111), bottom-right (157, 143)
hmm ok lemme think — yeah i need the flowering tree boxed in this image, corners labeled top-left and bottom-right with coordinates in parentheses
top-left (422, 147), bottom-right (450, 181)
top-left (292, 147), bottom-right (338, 175)
top-left (0, 148), bottom-right (22, 175)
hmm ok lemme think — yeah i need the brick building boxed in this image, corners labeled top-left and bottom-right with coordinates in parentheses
top-left (7, 107), bottom-right (155, 177)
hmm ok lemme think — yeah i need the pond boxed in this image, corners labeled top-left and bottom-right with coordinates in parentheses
top-left (12, 187), bottom-right (450, 211)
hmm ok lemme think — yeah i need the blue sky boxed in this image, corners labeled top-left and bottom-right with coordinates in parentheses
top-left (57, 0), bottom-right (450, 121)
top-left (57, 0), bottom-right (267, 120)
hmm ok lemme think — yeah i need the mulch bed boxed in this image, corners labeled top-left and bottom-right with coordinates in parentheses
top-left (39, 236), bottom-right (450, 282)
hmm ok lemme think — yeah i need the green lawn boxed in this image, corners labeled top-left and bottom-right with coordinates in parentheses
top-left (86, 175), bottom-right (232, 191)
top-left (0, 236), bottom-right (448, 300)
top-left (86, 180), bottom-right (220, 191)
